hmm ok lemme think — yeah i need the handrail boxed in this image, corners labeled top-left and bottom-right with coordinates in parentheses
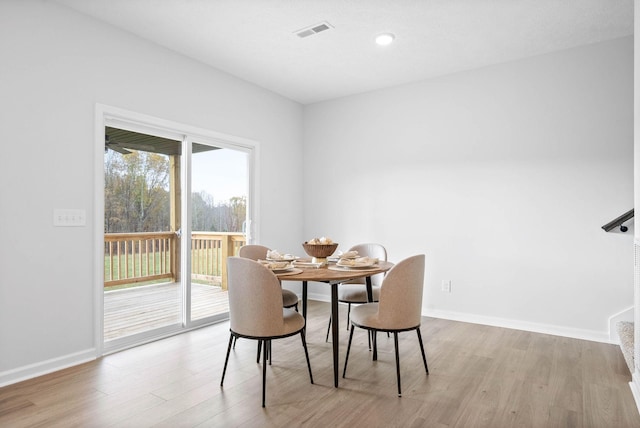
top-left (602, 209), bottom-right (634, 232)
top-left (104, 232), bottom-right (175, 286)
top-left (104, 231), bottom-right (245, 288)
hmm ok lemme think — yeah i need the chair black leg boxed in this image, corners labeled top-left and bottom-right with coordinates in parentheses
top-left (343, 325), bottom-right (355, 378)
top-left (221, 333), bottom-right (234, 387)
top-left (262, 339), bottom-right (268, 407)
top-left (232, 336), bottom-right (237, 349)
top-left (416, 328), bottom-right (429, 375)
top-left (373, 330), bottom-right (378, 361)
top-left (256, 340), bottom-right (273, 365)
top-left (393, 332), bottom-right (402, 397)
top-left (346, 303), bottom-right (351, 330)
top-left (300, 331), bottom-right (314, 384)
top-left (268, 340), bottom-right (272, 365)
top-left (325, 315), bottom-right (331, 342)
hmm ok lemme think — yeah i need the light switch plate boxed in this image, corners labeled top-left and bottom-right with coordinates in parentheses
top-left (53, 209), bottom-right (86, 227)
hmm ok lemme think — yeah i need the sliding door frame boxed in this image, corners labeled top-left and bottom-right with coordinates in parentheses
top-left (94, 104), bottom-right (260, 356)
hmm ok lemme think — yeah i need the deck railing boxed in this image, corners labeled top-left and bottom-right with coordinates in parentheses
top-left (104, 231), bottom-right (245, 289)
top-left (190, 232), bottom-right (246, 289)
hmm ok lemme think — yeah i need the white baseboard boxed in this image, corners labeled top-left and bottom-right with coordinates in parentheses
top-left (631, 371), bottom-right (640, 415)
top-left (422, 309), bottom-right (611, 343)
top-left (0, 348), bottom-right (96, 388)
top-left (308, 292), bottom-right (330, 303)
top-left (307, 297), bottom-right (611, 343)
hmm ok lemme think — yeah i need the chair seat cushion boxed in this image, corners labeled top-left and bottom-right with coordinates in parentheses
top-left (282, 289), bottom-right (299, 308)
top-left (350, 303), bottom-right (420, 331)
top-left (234, 308), bottom-right (304, 338)
top-left (338, 284), bottom-right (380, 303)
top-left (282, 309), bottom-right (305, 336)
top-left (350, 303), bottom-right (381, 328)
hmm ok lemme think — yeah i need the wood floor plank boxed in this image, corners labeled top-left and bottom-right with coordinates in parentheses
top-left (1, 300), bottom-right (639, 427)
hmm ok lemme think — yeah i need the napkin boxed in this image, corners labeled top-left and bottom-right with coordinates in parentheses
top-left (338, 256), bottom-right (378, 266)
top-left (267, 250), bottom-right (294, 260)
top-left (266, 249), bottom-right (281, 259)
top-left (338, 250), bottom-right (359, 259)
top-left (259, 260), bottom-right (291, 269)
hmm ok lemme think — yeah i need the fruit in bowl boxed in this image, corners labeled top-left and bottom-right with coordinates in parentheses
top-left (302, 238), bottom-right (338, 263)
top-left (307, 236), bottom-right (333, 245)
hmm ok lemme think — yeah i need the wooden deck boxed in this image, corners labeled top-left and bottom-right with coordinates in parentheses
top-left (104, 282), bottom-right (229, 341)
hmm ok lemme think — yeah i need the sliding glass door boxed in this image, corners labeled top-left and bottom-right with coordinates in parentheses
top-left (99, 109), bottom-right (254, 353)
top-left (103, 128), bottom-right (183, 347)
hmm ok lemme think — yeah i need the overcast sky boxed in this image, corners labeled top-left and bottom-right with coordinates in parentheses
top-left (191, 147), bottom-right (247, 204)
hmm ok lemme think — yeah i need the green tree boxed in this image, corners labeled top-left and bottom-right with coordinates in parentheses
top-left (192, 191), bottom-right (215, 231)
top-left (104, 150), bottom-right (169, 233)
top-left (105, 150), bottom-right (246, 234)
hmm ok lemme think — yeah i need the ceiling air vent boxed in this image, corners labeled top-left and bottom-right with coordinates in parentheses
top-left (295, 21), bottom-right (333, 38)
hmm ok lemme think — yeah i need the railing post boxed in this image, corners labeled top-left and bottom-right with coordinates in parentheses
top-left (221, 234), bottom-right (233, 290)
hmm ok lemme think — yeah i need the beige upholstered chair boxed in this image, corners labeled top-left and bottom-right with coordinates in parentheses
top-left (342, 254), bottom-right (428, 397)
top-left (220, 257), bottom-right (313, 407)
top-left (238, 244), bottom-right (300, 361)
top-left (238, 244), bottom-right (299, 311)
top-left (326, 243), bottom-right (388, 342)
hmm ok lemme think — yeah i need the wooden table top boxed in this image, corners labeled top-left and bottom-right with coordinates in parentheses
top-left (276, 260), bottom-right (394, 283)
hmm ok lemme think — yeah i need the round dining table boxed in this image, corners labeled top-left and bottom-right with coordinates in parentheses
top-left (276, 260), bottom-right (394, 388)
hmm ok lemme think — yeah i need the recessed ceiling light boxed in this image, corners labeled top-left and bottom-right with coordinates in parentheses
top-left (375, 33), bottom-right (395, 46)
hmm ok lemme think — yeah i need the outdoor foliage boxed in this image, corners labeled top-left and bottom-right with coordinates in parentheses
top-left (105, 150), bottom-right (246, 233)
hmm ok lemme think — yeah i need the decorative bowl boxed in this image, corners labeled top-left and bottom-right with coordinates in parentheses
top-left (302, 243), bottom-right (338, 263)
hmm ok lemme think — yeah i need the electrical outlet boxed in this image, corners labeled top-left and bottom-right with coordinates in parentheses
top-left (441, 280), bottom-right (451, 293)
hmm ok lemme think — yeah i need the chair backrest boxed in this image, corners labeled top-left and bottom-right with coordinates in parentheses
top-left (348, 243), bottom-right (388, 286)
top-left (377, 254), bottom-right (425, 330)
top-left (238, 244), bottom-right (269, 261)
top-left (227, 256), bottom-right (284, 337)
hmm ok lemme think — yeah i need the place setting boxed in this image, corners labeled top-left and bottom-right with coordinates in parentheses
top-left (259, 250), bottom-right (302, 275)
top-left (330, 250), bottom-right (380, 271)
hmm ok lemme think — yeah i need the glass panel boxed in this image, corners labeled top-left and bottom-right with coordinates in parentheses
top-left (103, 130), bottom-right (182, 342)
top-left (190, 145), bottom-right (248, 321)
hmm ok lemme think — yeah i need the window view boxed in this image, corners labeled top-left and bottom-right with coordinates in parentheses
top-left (103, 126), bottom-right (249, 345)
top-left (190, 145), bottom-right (248, 321)
top-left (103, 129), bottom-right (182, 343)
top-left (104, 149), bottom-right (171, 235)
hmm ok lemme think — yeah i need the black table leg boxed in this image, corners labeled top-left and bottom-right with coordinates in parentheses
top-left (366, 276), bottom-right (373, 302)
top-left (302, 281), bottom-right (308, 320)
top-left (331, 282), bottom-right (339, 387)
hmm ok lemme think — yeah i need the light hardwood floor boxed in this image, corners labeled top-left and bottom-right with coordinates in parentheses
top-left (1, 300), bottom-right (639, 427)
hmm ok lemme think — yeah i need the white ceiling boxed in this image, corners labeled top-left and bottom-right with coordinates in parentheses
top-left (54, 0), bottom-right (633, 105)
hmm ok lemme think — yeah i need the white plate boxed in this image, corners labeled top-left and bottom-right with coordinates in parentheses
top-left (267, 256), bottom-right (298, 262)
top-left (270, 266), bottom-right (295, 273)
top-left (336, 260), bottom-right (378, 269)
top-left (260, 260), bottom-right (294, 271)
top-left (329, 265), bottom-right (380, 272)
top-left (294, 261), bottom-right (323, 269)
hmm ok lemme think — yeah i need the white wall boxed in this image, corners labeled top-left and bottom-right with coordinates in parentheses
top-left (0, 0), bottom-right (633, 387)
top-left (631, 0), bottom-right (640, 410)
top-left (303, 37), bottom-right (633, 341)
top-left (0, 0), bottom-right (304, 383)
